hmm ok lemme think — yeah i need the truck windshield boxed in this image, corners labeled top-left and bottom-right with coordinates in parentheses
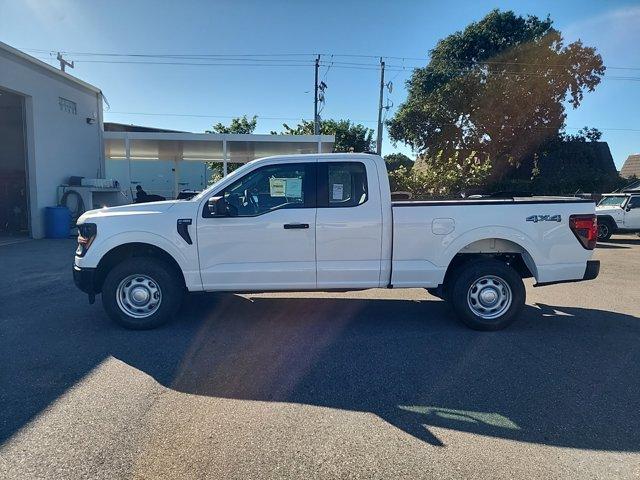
top-left (597, 196), bottom-right (626, 207)
top-left (191, 161), bottom-right (256, 202)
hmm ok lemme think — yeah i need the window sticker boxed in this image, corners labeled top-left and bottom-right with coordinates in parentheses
top-left (269, 178), bottom-right (287, 197)
top-left (286, 177), bottom-right (302, 198)
top-left (332, 183), bottom-right (344, 200)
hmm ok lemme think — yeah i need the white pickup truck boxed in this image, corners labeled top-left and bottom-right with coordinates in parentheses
top-left (74, 153), bottom-right (599, 331)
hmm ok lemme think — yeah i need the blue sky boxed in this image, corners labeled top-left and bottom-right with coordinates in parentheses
top-left (1, 0), bottom-right (639, 167)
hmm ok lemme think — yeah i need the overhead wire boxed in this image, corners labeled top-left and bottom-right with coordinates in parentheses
top-left (22, 47), bottom-right (640, 71)
top-left (23, 48), bottom-right (640, 133)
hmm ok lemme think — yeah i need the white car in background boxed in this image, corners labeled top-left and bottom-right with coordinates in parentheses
top-left (595, 193), bottom-right (640, 241)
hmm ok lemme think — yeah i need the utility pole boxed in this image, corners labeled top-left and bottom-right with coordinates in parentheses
top-left (376, 57), bottom-right (385, 155)
top-left (56, 52), bottom-right (74, 72)
top-left (314, 55), bottom-right (320, 135)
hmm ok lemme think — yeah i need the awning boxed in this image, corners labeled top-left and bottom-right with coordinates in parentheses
top-left (104, 131), bottom-right (335, 165)
top-left (103, 131), bottom-right (335, 200)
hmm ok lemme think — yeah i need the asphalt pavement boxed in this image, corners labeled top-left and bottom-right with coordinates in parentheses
top-left (0, 236), bottom-right (639, 479)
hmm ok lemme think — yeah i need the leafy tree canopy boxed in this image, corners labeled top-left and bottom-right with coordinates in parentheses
top-left (388, 151), bottom-right (492, 198)
top-left (387, 9), bottom-right (605, 177)
top-left (273, 119), bottom-right (374, 153)
top-left (562, 126), bottom-right (602, 143)
top-left (384, 153), bottom-right (414, 172)
top-left (207, 115), bottom-right (257, 134)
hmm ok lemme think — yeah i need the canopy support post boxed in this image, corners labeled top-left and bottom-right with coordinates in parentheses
top-left (223, 139), bottom-right (228, 176)
top-left (125, 134), bottom-right (132, 201)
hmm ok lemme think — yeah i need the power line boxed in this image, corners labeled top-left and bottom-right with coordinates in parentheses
top-left (23, 48), bottom-right (640, 134)
top-left (105, 111), bottom-right (640, 133)
top-left (22, 47), bottom-right (640, 71)
top-left (30, 55), bottom-right (640, 81)
top-left (107, 111), bottom-right (379, 124)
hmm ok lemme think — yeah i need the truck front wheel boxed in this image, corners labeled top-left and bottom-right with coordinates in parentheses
top-left (450, 259), bottom-right (525, 331)
top-left (102, 257), bottom-right (183, 329)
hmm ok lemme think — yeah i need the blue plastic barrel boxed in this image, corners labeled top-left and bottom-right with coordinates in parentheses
top-left (44, 206), bottom-right (71, 239)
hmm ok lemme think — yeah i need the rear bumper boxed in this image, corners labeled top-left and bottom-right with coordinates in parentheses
top-left (583, 260), bottom-right (600, 281)
top-left (535, 260), bottom-right (600, 287)
top-left (73, 264), bottom-right (97, 295)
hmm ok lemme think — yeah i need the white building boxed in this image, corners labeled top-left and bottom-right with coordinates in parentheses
top-left (0, 41), bottom-right (104, 239)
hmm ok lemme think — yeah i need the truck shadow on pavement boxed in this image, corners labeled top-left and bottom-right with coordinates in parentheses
top-left (3, 290), bottom-right (639, 451)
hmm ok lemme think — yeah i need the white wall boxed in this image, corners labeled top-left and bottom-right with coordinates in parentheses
top-left (0, 48), bottom-right (103, 238)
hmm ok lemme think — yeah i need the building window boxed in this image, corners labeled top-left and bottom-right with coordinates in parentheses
top-left (58, 97), bottom-right (77, 115)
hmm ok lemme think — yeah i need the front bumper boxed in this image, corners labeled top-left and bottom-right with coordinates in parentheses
top-left (73, 264), bottom-right (97, 300)
top-left (535, 260), bottom-right (600, 287)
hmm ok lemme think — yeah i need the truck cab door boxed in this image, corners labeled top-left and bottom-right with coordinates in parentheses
top-left (624, 196), bottom-right (640, 229)
top-left (315, 159), bottom-right (383, 288)
top-left (197, 161), bottom-right (317, 291)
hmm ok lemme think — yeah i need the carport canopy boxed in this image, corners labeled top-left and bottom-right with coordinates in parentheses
top-left (104, 131), bottom-right (335, 175)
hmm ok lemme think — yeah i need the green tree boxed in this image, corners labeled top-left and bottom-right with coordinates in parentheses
top-left (387, 9), bottom-right (604, 179)
top-left (206, 115), bottom-right (257, 183)
top-left (562, 126), bottom-right (602, 143)
top-left (384, 153), bottom-right (414, 172)
top-left (388, 151), bottom-right (492, 198)
top-left (206, 115), bottom-right (257, 134)
top-left (273, 119), bottom-right (374, 153)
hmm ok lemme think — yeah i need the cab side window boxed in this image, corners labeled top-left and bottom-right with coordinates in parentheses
top-left (217, 163), bottom-right (314, 217)
top-left (320, 162), bottom-right (368, 208)
top-left (628, 196), bottom-right (640, 209)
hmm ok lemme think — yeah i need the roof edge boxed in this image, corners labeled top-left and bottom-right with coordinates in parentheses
top-left (0, 41), bottom-right (102, 95)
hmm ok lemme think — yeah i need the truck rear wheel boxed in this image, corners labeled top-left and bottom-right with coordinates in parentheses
top-left (449, 259), bottom-right (525, 331)
top-left (102, 257), bottom-right (183, 329)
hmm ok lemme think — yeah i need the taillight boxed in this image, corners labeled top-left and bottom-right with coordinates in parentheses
top-left (76, 223), bottom-right (97, 257)
top-left (569, 214), bottom-right (597, 250)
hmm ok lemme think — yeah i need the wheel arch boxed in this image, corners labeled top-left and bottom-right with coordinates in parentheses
top-left (441, 237), bottom-right (537, 290)
top-left (94, 242), bottom-right (186, 293)
top-left (596, 214), bottom-right (617, 229)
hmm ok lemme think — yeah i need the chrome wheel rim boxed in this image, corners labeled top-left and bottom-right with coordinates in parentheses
top-left (467, 275), bottom-right (512, 320)
top-left (597, 224), bottom-right (609, 239)
top-left (116, 274), bottom-right (162, 318)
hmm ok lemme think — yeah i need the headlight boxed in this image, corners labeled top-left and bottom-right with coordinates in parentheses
top-left (76, 223), bottom-right (97, 257)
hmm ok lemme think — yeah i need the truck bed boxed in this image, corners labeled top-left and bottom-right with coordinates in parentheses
top-left (389, 196), bottom-right (596, 288)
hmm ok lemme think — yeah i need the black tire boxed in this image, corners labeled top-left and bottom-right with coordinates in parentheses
top-left (427, 287), bottom-right (443, 299)
top-left (449, 259), bottom-right (525, 331)
top-left (427, 284), bottom-right (451, 302)
top-left (597, 220), bottom-right (613, 241)
top-left (102, 257), bottom-right (184, 329)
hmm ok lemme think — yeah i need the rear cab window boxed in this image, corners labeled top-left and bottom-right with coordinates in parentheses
top-left (319, 162), bottom-right (368, 208)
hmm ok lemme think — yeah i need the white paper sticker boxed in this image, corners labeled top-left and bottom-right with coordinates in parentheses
top-left (286, 177), bottom-right (302, 198)
top-left (332, 183), bottom-right (344, 200)
top-left (269, 178), bottom-right (286, 197)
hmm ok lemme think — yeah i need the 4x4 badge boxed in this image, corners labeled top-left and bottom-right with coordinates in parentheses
top-left (526, 214), bottom-right (562, 223)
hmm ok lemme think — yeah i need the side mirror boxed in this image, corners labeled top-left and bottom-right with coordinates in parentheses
top-left (207, 196), bottom-right (228, 217)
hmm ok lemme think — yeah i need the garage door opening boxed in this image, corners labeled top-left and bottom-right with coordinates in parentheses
top-left (0, 88), bottom-right (29, 238)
